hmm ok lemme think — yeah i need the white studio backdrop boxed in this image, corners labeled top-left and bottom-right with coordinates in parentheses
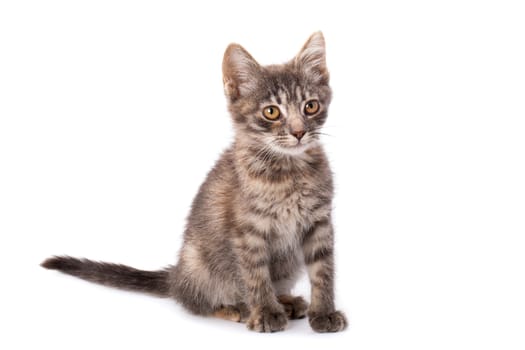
top-left (1, 1), bottom-right (524, 349)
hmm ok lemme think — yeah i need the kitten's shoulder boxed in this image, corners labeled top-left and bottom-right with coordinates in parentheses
top-left (203, 146), bottom-right (238, 186)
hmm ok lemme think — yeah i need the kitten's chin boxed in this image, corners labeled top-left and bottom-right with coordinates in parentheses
top-left (269, 141), bottom-right (316, 157)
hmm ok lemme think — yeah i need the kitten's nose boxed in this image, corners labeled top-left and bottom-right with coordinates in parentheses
top-left (291, 130), bottom-right (305, 141)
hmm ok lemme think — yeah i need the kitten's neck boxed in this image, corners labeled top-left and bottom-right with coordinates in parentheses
top-left (233, 136), bottom-right (324, 182)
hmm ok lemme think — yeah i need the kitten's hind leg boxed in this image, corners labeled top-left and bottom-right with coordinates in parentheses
top-left (212, 303), bottom-right (250, 323)
top-left (277, 295), bottom-right (308, 320)
top-left (213, 306), bottom-right (241, 322)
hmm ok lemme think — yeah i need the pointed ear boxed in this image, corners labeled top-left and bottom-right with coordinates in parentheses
top-left (295, 31), bottom-right (329, 84)
top-left (222, 44), bottom-right (261, 100)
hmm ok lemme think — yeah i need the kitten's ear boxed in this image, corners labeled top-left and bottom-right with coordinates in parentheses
top-left (222, 44), bottom-right (261, 100)
top-left (295, 31), bottom-right (329, 84)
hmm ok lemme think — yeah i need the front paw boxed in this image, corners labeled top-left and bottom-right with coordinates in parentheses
top-left (308, 310), bottom-right (347, 333)
top-left (247, 306), bottom-right (288, 333)
top-left (277, 295), bottom-right (308, 319)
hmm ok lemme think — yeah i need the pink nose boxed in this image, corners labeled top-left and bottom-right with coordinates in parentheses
top-left (292, 130), bottom-right (305, 140)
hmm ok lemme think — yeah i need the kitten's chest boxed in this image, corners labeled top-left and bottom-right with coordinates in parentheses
top-left (246, 178), bottom-right (321, 235)
top-left (270, 181), bottom-right (314, 219)
top-left (235, 149), bottom-right (333, 245)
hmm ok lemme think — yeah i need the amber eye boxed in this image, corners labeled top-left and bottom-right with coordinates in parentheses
top-left (304, 100), bottom-right (320, 115)
top-left (262, 106), bottom-right (281, 120)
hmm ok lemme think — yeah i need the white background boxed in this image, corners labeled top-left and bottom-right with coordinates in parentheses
top-left (1, 1), bottom-right (524, 349)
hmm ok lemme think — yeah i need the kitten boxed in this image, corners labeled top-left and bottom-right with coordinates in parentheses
top-left (42, 32), bottom-right (347, 333)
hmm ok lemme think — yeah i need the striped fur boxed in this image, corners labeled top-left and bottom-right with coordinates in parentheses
top-left (42, 32), bottom-right (346, 333)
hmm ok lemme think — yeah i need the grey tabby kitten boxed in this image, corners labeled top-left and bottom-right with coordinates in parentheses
top-left (42, 32), bottom-right (347, 333)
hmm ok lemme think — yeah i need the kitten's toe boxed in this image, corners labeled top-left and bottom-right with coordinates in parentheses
top-left (247, 306), bottom-right (288, 333)
top-left (308, 310), bottom-right (347, 333)
top-left (277, 295), bottom-right (308, 319)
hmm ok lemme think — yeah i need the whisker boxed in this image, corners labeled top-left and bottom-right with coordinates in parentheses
top-left (313, 132), bottom-right (333, 137)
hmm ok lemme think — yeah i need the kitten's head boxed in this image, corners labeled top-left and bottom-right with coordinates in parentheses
top-left (223, 32), bottom-right (331, 156)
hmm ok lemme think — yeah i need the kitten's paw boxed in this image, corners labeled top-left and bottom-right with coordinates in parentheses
top-left (277, 295), bottom-right (308, 319)
top-left (308, 310), bottom-right (347, 333)
top-left (247, 306), bottom-right (288, 333)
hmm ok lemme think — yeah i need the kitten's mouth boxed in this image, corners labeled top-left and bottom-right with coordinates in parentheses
top-left (272, 140), bottom-right (311, 156)
top-left (264, 134), bottom-right (317, 156)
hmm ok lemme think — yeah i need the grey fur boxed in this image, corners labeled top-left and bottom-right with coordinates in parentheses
top-left (42, 32), bottom-right (347, 333)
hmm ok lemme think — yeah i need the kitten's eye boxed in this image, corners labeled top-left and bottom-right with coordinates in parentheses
top-left (304, 100), bottom-right (320, 116)
top-left (263, 106), bottom-right (281, 120)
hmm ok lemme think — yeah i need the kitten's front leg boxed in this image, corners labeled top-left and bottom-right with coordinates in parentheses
top-left (303, 218), bottom-right (347, 332)
top-left (236, 228), bottom-right (287, 332)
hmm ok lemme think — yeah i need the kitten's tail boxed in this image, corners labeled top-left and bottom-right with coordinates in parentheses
top-left (41, 256), bottom-right (171, 297)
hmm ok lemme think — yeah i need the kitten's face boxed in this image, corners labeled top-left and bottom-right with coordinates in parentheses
top-left (223, 32), bottom-right (331, 156)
